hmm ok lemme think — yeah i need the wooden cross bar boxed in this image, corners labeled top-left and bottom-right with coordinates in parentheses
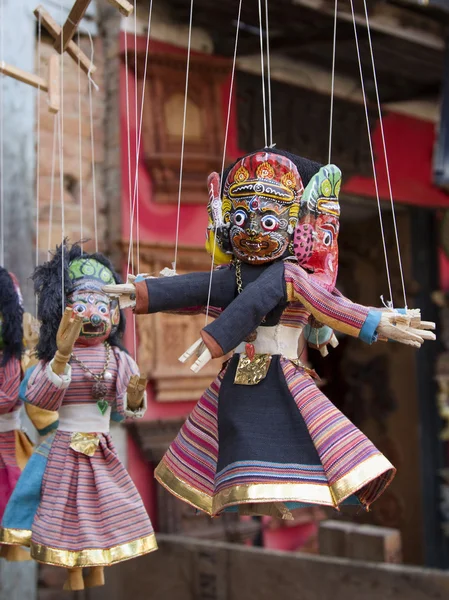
top-left (34, 5), bottom-right (97, 75)
top-left (53, 0), bottom-right (133, 54)
top-left (0, 55), bottom-right (60, 113)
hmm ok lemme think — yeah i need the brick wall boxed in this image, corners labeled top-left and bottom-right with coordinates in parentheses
top-left (35, 35), bottom-right (107, 261)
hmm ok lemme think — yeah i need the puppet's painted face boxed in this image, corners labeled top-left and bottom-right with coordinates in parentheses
top-left (67, 291), bottom-right (119, 346)
top-left (222, 152), bottom-right (303, 264)
top-left (294, 165), bottom-right (341, 291)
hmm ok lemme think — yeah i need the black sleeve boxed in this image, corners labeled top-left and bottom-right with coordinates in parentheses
top-left (145, 268), bottom-right (237, 313)
top-left (203, 261), bottom-right (287, 354)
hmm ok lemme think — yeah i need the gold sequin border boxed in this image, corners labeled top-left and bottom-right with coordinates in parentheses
top-left (0, 527), bottom-right (32, 547)
top-left (155, 453), bottom-right (395, 516)
top-left (30, 533), bottom-right (158, 568)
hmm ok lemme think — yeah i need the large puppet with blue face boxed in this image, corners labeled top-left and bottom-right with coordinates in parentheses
top-left (0, 243), bottom-right (157, 590)
top-left (103, 148), bottom-right (435, 523)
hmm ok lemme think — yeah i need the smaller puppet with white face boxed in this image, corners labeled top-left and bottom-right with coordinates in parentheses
top-left (0, 243), bottom-right (156, 590)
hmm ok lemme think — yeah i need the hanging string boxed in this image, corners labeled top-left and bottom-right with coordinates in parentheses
top-left (264, 0), bottom-right (273, 147)
top-left (60, 1), bottom-right (65, 315)
top-left (77, 31), bottom-right (83, 251)
top-left (172, 0), bottom-right (194, 273)
top-left (328, 0), bottom-right (338, 164)
top-left (47, 112), bottom-right (59, 259)
top-left (0, 0), bottom-right (4, 266)
top-left (88, 77), bottom-right (98, 252)
top-left (257, 0), bottom-right (268, 147)
top-left (133, 1), bottom-right (140, 275)
top-left (124, 28), bottom-right (134, 272)
top-left (361, 0), bottom-right (407, 308)
top-left (204, 0), bottom-right (243, 325)
top-left (35, 12), bottom-right (43, 315)
top-left (126, 0), bottom-right (154, 277)
top-left (348, 0), bottom-right (394, 306)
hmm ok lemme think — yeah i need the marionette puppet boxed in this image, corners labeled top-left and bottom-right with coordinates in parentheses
top-left (0, 243), bottom-right (156, 590)
top-left (0, 268), bottom-right (34, 561)
top-left (104, 149), bottom-right (435, 521)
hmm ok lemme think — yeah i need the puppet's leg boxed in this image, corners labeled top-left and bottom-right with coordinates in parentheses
top-left (85, 566), bottom-right (105, 588)
top-left (0, 545), bottom-right (31, 561)
top-left (63, 567), bottom-right (84, 591)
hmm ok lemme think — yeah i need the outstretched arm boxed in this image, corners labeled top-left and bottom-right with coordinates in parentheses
top-left (103, 268), bottom-right (237, 314)
top-left (195, 262), bottom-right (434, 364)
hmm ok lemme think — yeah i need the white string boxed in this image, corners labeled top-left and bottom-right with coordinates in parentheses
top-left (328, 0), bottom-right (338, 164)
top-left (133, 1), bottom-right (140, 275)
top-left (172, 0), bottom-right (194, 273)
top-left (348, 0), bottom-right (393, 305)
top-left (0, 0), bottom-right (4, 266)
top-left (77, 31), bottom-right (83, 251)
top-left (60, 2), bottom-right (65, 315)
top-left (204, 0), bottom-right (243, 325)
top-left (361, 0), bottom-right (407, 308)
top-left (88, 77), bottom-right (98, 252)
top-left (48, 113), bottom-right (59, 259)
top-left (35, 12), bottom-right (43, 315)
top-left (257, 0), bottom-right (268, 147)
top-left (126, 0), bottom-right (154, 277)
top-left (264, 0), bottom-right (273, 147)
top-left (36, 13), bottom-right (42, 270)
top-left (124, 29), bottom-right (133, 270)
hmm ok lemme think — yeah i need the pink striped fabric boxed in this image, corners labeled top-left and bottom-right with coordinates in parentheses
top-left (163, 373), bottom-right (222, 497)
top-left (0, 356), bottom-right (21, 413)
top-left (0, 431), bottom-right (21, 520)
top-left (281, 358), bottom-right (394, 505)
top-left (32, 431), bottom-right (153, 551)
top-left (24, 345), bottom-right (154, 552)
top-left (284, 262), bottom-right (370, 332)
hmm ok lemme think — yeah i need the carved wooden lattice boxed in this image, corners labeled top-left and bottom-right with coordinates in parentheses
top-left (135, 243), bottom-right (230, 402)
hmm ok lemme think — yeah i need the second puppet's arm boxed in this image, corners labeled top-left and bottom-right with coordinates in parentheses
top-left (0, 357), bottom-right (21, 413)
top-left (200, 261), bottom-right (434, 359)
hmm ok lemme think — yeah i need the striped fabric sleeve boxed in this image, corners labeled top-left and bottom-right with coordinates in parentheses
top-left (0, 357), bottom-right (21, 413)
top-left (112, 349), bottom-right (146, 421)
top-left (284, 262), bottom-right (381, 343)
top-left (24, 359), bottom-right (71, 411)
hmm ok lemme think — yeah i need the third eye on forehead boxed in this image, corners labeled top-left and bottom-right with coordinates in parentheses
top-left (70, 293), bottom-right (110, 305)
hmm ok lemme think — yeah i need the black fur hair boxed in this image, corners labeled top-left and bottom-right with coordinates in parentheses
top-left (0, 267), bottom-right (24, 366)
top-left (221, 147), bottom-right (323, 193)
top-left (33, 241), bottom-right (127, 362)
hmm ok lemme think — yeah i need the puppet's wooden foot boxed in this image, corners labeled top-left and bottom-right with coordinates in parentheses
top-left (0, 545), bottom-right (31, 561)
top-left (63, 567), bottom-right (84, 591)
top-left (85, 566), bottom-right (105, 588)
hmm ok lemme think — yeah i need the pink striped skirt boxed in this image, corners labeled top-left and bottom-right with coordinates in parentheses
top-left (155, 355), bottom-right (396, 518)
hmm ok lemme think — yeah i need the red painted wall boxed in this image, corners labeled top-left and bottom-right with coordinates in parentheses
top-left (120, 34), bottom-right (449, 547)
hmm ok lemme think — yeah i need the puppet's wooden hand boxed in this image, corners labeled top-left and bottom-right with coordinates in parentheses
top-left (319, 333), bottom-right (339, 357)
top-left (126, 374), bottom-right (147, 410)
top-left (377, 312), bottom-right (436, 347)
top-left (102, 283), bottom-right (136, 309)
top-left (179, 339), bottom-right (213, 373)
top-left (52, 308), bottom-right (83, 375)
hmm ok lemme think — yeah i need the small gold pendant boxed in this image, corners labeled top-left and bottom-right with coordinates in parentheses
top-left (234, 353), bottom-right (272, 386)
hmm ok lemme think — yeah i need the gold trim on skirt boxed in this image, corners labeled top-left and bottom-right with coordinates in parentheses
top-left (31, 533), bottom-right (158, 568)
top-left (155, 453), bottom-right (395, 516)
top-left (0, 527), bottom-right (32, 547)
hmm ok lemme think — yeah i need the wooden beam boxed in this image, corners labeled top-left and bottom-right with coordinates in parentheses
top-left (0, 61), bottom-right (48, 91)
top-left (292, 0), bottom-right (444, 50)
top-left (34, 5), bottom-right (97, 75)
top-left (107, 0), bottom-right (134, 16)
top-left (47, 54), bottom-right (60, 113)
top-left (53, 0), bottom-right (92, 53)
